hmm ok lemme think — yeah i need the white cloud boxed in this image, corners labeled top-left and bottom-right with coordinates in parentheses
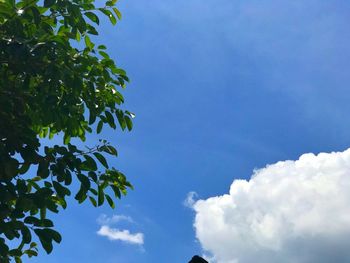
top-left (184, 191), bottom-right (198, 208)
top-left (97, 226), bottom-right (144, 245)
top-left (96, 214), bottom-right (144, 246)
top-left (97, 214), bottom-right (134, 225)
top-left (193, 148), bottom-right (350, 263)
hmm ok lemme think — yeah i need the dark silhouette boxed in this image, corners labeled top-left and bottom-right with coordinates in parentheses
top-left (188, 255), bottom-right (208, 263)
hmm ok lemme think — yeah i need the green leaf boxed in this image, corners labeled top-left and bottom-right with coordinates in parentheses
top-left (75, 186), bottom-right (88, 203)
top-left (85, 11), bottom-right (99, 25)
top-left (34, 229), bottom-right (53, 254)
top-left (100, 145), bottom-right (118, 156)
top-left (34, 228), bottom-right (61, 254)
top-left (84, 35), bottom-right (94, 50)
top-left (0, 4), bottom-right (14, 17)
top-left (98, 45), bottom-right (107, 50)
top-left (64, 170), bottom-right (72, 185)
top-left (97, 120), bottom-right (103, 134)
top-left (113, 7), bottom-right (122, 20)
top-left (30, 242), bottom-right (37, 249)
top-left (88, 171), bottom-right (97, 182)
top-left (29, 6), bottom-right (41, 25)
top-left (19, 162), bottom-right (30, 175)
top-left (106, 0), bottom-right (116, 7)
top-left (109, 13), bottom-right (117, 25)
top-left (99, 9), bottom-right (116, 25)
top-left (9, 249), bottom-right (22, 256)
top-left (77, 173), bottom-right (91, 189)
top-left (93, 152), bottom-right (109, 168)
top-left (98, 187), bottom-right (104, 206)
top-left (112, 67), bottom-right (127, 76)
top-left (111, 185), bottom-right (121, 199)
top-left (21, 227), bottom-right (32, 244)
top-left (116, 110), bottom-right (126, 130)
top-left (54, 196), bottom-right (67, 209)
top-left (89, 111), bottom-right (96, 125)
top-left (89, 196), bottom-right (97, 207)
top-left (105, 111), bottom-right (116, 129)
top-left (53, 181), bottom-right (71, 197)
top-left (63, 134), bottom-right (71, 145)
top-left (99, 51), bottom-right (109, 59)
top-left (0, 238), bottom-right (9, 255)
top-left (105, 194), bottom-right (115, 209)
top-left (24, 249), bottom-right (38, 258)
top-left (124, 115), bottom-right (133, 131)
top-left (46, 229), bottom-right (62, 243)
top-left (40, 219), bottom-right (54, 228)
top-left (83, 155), bottom-right (97, 171)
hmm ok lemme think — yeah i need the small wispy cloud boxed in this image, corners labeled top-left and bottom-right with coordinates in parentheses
top-left (97, 214), bottom-right (134, 225)
top-left (97, 226), bottom-right (144, 245)
top-left (183, 191), bottom-right (198, 208)
top-left (96, 214), bottom-right (144, 246)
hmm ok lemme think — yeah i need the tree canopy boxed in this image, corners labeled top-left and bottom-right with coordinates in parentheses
top-left (0, 0), bottom-right (133, 261)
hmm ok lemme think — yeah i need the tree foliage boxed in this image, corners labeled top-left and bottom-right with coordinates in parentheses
top-left (0, 0), bottom-right (133, 261)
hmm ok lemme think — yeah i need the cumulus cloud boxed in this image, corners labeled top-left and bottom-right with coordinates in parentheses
top-left (193, 148), bottom-right (350, 263)
top-left (184, 191), bottom-right (198, 208)
top-left (97, 226), bottom-right (144, 245)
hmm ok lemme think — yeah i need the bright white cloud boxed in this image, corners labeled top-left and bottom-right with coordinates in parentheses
top-left (97, 226), bottom-right (144, 245)
top-left (184, 191), bottom-right (198, 208)
top-left (97, 214), bottom-right (134, 225)
top-left (96, 214), bottom-right (144, 246)
top-left (193, 148), bottom-right (350, 263)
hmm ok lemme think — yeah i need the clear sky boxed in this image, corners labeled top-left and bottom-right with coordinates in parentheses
top-left (32, 0), bottom-right (350, 262)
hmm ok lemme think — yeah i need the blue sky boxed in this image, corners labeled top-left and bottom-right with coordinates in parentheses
top-left (32, 1), bottom-right (350, 262)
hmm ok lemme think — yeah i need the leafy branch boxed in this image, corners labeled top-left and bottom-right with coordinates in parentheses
top-left (0, 0), bottom-right (133, 262)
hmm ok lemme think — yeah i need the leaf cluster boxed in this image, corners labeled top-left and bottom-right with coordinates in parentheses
top-left (0, 0), bottom-right (133, 261)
